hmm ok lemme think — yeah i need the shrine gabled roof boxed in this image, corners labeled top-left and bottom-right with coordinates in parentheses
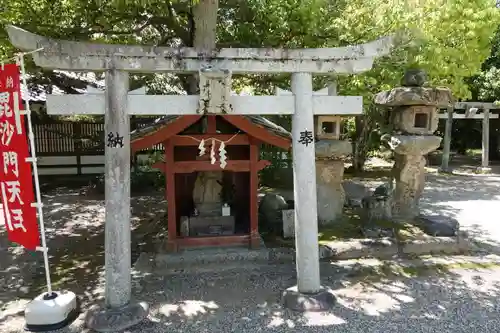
top-left (130, 114), bottom-right (291, 144)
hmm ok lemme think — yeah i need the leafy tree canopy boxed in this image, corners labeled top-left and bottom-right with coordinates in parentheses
top-left (0, 0), bottom-right (498, 100)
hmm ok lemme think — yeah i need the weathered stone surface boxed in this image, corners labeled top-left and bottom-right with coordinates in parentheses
top-left (374, 86), bottom-right (453, 107)
top-left (6, 25), bottom-right (395, 73)
top-left (319, 237), bottom-right (471, 260)
top-left (376, 70), bottom-right (452, 224)
top-left (362, 194), bottom-right (393, 222)
top-left (383, 135), bottom-right (442, 156)
top-left (401, 68), bottom-right (428, 87)
top-left (361, 181), bottom-right (394, 223)
top-left (379, 135), bottom-right (440, 222)
top-left (416, 215), bottom-right (459, 237)
top-left (282, 286), bottom-right (336, 312)
top-left (392, 105), bottom-right (440, 135)
top-left (391, 153), bottom-right (426, 221)
top-left (316, 160), bottom-right (345, 225)
top-left (258, 193), bottom-right (288, 234)
top-left (315, 139), bottom-right (352, 159)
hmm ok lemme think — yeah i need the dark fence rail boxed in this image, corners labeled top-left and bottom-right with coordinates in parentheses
top-left (31, 120), bottom-right (290, 178)
top-left (32, 119), bottom-right (164, 156)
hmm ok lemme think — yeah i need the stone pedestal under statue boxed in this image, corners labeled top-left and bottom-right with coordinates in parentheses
top-left (315, 139), bottom-right (352, 225)
top-left (375, 69), bottom-right (453, 222)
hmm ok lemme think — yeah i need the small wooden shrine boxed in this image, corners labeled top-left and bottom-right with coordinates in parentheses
top-left (131, 115), bottom-right (291, 252)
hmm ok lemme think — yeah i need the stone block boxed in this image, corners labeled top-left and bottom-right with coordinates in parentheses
top-left (401, 237), bottom-right (470, 256)
top-left (315, 139), bottom-right (352, 159)
top-left (316, 115), bottom-right (341, 140)
top-left (316, 160), bottom-right (345, 225)
top-left (374, 86), bottom-right (454, 108)
top-left (282, 209), bottom-right (295, 238)
top-left (392, 105), bottom-right (439, 135)
top-left (187, 216), bottom-right (235, 236)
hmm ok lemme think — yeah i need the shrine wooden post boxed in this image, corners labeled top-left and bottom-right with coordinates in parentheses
top-left (164, 139), bottom-right (177, 252)
top-left (7, 24), bottom-right (393, 322)
top-left (249, 137), bottom-right (260, 249)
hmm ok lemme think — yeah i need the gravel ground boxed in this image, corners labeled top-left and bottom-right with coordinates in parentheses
top-left (2, 169), bottom-right (500, 332)
top-left (3, 262), bottom-right (500, 333)
top-left (351, 167), bottom-right (500, 253)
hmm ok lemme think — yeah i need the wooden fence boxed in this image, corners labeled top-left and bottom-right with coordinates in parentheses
top-left (32, 120), bottom-right (290, 176)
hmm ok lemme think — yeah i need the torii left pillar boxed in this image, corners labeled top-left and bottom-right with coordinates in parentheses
top-left (85, 69), bottom-right (149, 332)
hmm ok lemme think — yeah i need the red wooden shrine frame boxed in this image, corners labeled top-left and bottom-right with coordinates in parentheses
top-left (131, 115), bottom-right (290, 252)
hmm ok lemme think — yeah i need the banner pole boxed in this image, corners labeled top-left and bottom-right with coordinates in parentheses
top-left (18, 54), bottom-right (53, 295)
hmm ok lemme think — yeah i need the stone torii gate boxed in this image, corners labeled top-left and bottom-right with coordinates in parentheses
top-left (7, 25), bottom-right (393, 330)
top-left (440, 102), bottom-right (498, 172)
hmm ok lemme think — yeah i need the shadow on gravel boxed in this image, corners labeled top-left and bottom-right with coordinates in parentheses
top-left (111, 261), bottom-right (500, 333)
top-left (3, 173), bottom-right (500, 332)
top-left (0, 186), bottom-right (166, 330)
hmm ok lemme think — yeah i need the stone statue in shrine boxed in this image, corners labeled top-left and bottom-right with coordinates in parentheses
top-left (192, 171), bottom-right (223, 216)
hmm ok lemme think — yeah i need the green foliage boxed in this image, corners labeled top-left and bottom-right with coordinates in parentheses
top-left (467, 25), bottom-right (500, 103)
top-left (131, 151), bottom-right (165, 192)
top-left (468, 67), bottom-right (500, 102)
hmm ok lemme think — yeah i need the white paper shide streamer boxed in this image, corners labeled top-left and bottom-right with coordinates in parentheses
top-left (198, 139), bottom-right (206, 156)
top-left (210, 139), bottom-right (216, 165)
top-left (219, 142), bottom-right (227, 168)
top-left (194, 132), bottom-right (239, 169)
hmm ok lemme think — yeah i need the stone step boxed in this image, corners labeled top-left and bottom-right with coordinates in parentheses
top-left (133, 245), bottom-right (286, 275)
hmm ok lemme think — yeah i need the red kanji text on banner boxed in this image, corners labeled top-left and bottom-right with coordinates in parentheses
top-left (0, 63), bottom-right (39, 250)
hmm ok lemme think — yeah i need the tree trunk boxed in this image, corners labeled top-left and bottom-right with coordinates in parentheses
top-left (187, 0), bottom-right (219, 95)
top-left (352, 115), bottom-right (369, 172)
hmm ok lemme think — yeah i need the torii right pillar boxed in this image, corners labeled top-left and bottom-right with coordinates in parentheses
top-left (281, 73), bottom-right (336, 311)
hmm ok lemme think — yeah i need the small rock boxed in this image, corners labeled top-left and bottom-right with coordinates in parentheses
top-left (416, 214), bottom-right (459, 237)
top-left (258, 193), bottom-right (288, 234)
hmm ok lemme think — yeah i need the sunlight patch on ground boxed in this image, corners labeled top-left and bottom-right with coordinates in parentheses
top-left (157, 300), bottom-right (220, 318)
top-left (335, 281), bottom-right (415, 316)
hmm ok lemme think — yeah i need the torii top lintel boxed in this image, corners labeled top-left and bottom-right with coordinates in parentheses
top-left (6, 25), bottom-right (394, 74)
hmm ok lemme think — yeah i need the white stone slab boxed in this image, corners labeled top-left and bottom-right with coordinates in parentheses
top-left (46, 94), bottom-right (362, 116)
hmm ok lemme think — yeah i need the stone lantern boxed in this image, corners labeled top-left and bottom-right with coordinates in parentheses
top-left (314, 115), bottom-right (352, 225)
top-left (374, 69), bottom-right (453, 222)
